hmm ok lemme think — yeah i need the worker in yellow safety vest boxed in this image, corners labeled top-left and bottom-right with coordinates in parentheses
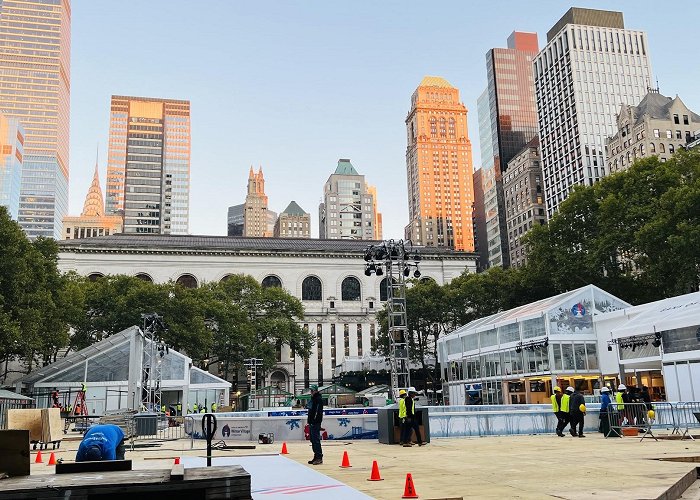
top-left (193, 403), bottom-right (198, 413)
top-left (616, 384), bottom-right (626, 410)
top-left (211, 402), bottom-right (217, 412)
top-left (551, 386), bottom-right (571, 437)
top-left (397, 389), bottom-right (409, 445)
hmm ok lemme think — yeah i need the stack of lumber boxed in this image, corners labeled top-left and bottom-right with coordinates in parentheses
top-left (99, 410), bottom-right (137, 438)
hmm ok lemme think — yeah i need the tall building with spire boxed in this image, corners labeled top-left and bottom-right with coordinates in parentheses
top-left (274, 201), bottom-right (311, 238)
top-left (105, 95), bottom-right (190, 234)
top-left (243, 166), bottom-right (275, 237)
top-left (405, 76), bottom-right (475, 251)
top-left (0, 0), bottom-right (71, 239)
top-left (62, 162), bottom-right (123, 239)
top-left (319, 159), bottom-right (378, 240)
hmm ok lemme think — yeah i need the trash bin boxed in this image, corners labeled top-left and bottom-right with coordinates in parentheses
top-left (134, 412), bottom-right (158, 436)
top-left (377, 405), bottom-right (430, 444)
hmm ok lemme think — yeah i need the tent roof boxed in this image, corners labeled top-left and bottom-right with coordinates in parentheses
top-left (0, 389), bottom-right (34, 401)
top-left (442, 284), bottom-right (629, 341)
top-left (356, 385), bottom-right (389, 396)
top-left (611, 291), bottom-right (700, 338)
top-left (20, 326), bottom-right (140, 385)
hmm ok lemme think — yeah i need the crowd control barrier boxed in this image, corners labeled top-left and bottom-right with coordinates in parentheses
top-left (674, 402), bottom-right (700, 440)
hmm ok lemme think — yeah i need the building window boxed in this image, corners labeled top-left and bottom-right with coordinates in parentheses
top-left (379, 277), bottom-right (389, 302)
top-left (301, 276), bottom-right (322, 301)
top-left (653, 129), bottom-right (660, 138)
top-left (175, 273), bottom-right (197, 288)
top-left (650, 142), bottom-right (656, 153)
top-left (357, 324), bottom-right (363, 356)
top-left (659, 143), bottom-right (666, 153)
top-left (683, 115), bottom-right (689, 125)
top-left (344, 324), bottom-right (350, 356)
top-left (673, 114), bottom-right (679, 124)
top-left (341, 276), bottom-right (361, 301)
top-left (135, 273), bottom-right (153, 283)
top-left (669, 144), bottom-right (675, 154)
top-left (261, 275), bottom-right (282, 288)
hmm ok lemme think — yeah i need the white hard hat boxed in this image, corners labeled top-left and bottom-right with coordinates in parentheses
top-left (566, 386), bottom-right (574, 392)
top-left (618, 384), bottom-right (626, 390)
top-left (408, 387), bottom-right (417, 393)
top-left (601, 387), bottom-right (610, 393)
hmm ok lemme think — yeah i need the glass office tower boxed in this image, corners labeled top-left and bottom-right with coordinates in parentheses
top-left (0, 0), bottom-right (71, 239)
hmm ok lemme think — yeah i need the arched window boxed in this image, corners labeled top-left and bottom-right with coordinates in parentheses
top-left (87, 272), bottom-right (104, 282)
top-left (262, 275), bottom-right (282, 288)
top-left (439, 117), bottom-right (447, 137)
top-left (341, 276), bottom-right (361, 301)
top-left (640, 144), bottom-right (646, 156)
top-left (669, 144), bottom-right (675, 154)
top-left (419, 276), bottom-right (435, 284)
top-left (135, 273), bottom-right (153, 283)
top-left (380, 277), bottom-right (388, 302)
top-left (302, 276), bottom-right (322, 301)
top-left (176, 274), bottom-right (198, 288)
top-left (650, 142), bottom-right (656, 153)
top-left (659, 143), bottom-right (665, 153)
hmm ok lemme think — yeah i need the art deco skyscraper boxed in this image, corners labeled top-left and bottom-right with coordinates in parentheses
top-left (405, 77), bottom-right (474, 251)
top-left (105, 96), bottom-right (190, 234)
top-left (0, 0), bottom-right (71, 239)
top-left (243, 166), bottom-right (275, 237)
top-left (476, 32), bottom-right (540, 268)
top-left (535, 7), bottom-right (652, 217)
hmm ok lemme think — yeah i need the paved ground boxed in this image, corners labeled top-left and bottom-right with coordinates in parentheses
top-left (28, 432), bottom-right (700, 499)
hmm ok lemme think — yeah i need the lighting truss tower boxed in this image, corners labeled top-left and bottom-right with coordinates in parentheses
top-left (244, 357), bottom-right (263, 409)
top-left (364, 240), bottom-right (421, 398)
top-left (141, 313), bottom-right (167, 412)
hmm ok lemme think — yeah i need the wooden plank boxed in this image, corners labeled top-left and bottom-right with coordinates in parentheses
top-left (0, 430), bottom-right (30, 477)
top-left (170, 463), bottom-right (184, 481)
top-left (55, 459), bottom-right (132, 474)
top-left (6, 409), bottom-right (42, 442)
top-left (41, 408), bottom-right (63, 444)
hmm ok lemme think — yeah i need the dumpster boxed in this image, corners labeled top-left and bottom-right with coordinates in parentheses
top-left (134, 412), bottom-right (158, 436)
top-left (377, 404), bottom-right (430, 444)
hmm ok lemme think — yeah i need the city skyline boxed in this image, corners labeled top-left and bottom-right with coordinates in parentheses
top-left (66, 1), bottom-right (700, 240)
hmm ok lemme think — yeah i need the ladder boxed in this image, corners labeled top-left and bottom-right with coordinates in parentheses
top-left (72, 384), bottom-right (88, 416)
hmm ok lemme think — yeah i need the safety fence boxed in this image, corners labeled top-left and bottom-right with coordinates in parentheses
top-left (603, 401), bottom-right (700, 441)
top-left (0, 396), bottom-right (34, 430)
top-left (127, 413), bottom-right (189, 450)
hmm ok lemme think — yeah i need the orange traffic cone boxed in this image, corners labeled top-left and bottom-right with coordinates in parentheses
top-left (367, 460), bottom-right (383, 481)
top-left (402, 473), bottom-right (418, 498)
top-left (281, 442), bottom-right (289, 455)
top-left (47, 452), bottom-right (56, 466)
top-left (35, 450), bottom-right (43, 463)
top-left (174, 457), bottom-right (180, 465)
top-left (339, 450), bottom-right (352, 468)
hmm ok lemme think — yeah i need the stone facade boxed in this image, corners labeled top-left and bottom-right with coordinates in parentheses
top-left (503, 139), bottom-right (546, 268)
top-left (243, 167), bottom-right (276, 237)
top-left (273, 201), bottom-right (310, 238)
top-left (57, 234), bottom-right (478, 393)
top-left (606, 91), bottom-right (700, 172)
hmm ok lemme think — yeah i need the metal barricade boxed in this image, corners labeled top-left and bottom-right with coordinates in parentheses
top-left (673, 402), bottom-right (700, 440)
top-left (128, 412), bottom-right (188, 450)
top-left (604, 402), bottom-right (661, 441)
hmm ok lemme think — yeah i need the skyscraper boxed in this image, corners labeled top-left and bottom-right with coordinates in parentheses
top-left (366, 184), bottom-right (383, 240)
top-left (105, 96), bottom-right (190, 234)
top-left (534, 7), bottom-right (653, 217)
top-left (319, 159), bottom-right (378, 240)
top-left (243, 166), bottom-right (275, 237)
top-left (477, 32), bottom-right (540, 268)
top-left (0, 114), bottom-right (24, 220)
top-left (62, 162), bottom-right (123, 240)
top-left (0, 0), bottom-right (71, 239)
top-left (274, 201), bottom-right (311, 238)
top-left (405, 76), bottom-right (474, 251)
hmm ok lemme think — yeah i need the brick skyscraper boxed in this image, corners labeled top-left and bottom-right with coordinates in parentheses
top-left (405, 76), bottom-right (474, 251)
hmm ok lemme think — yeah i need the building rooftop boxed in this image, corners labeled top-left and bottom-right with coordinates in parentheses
top-left (547, 7), bottom-right (624, 42)
top-left (58, 233), bottom-right (473, 259)
top-left (629, 92), bottom-right (700, 127)
top-left (280, 201), bottom-right (308, 216)
top-left (419, 76), bottom-right (453, 88)
top-left (333, 159), bottom-right (359, 176)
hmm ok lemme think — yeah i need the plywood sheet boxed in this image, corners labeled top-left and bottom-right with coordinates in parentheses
top-left (6, 409), bottom-right (42, 442)
top-left (40, 408), bottom-right (63, 443)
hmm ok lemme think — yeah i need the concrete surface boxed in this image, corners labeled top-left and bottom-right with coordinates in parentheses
top-left (25, 432), bottom-right (700, 499)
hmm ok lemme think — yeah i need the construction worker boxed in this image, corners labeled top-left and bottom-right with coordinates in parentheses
top-left (599, 387), bottom-right (612, 435)
top-left (161, 404), bottom-right (166, 414)
top-left (403, 387), bottom-right (425, 447)
top-left (211, 402), bottom-right (217, 413)
top-left (568, 386), bottom-right (586, 437)
top-left (193, 403), bottom-right (198, 413)
top-left (307, 385), bottom-right (324, 465)
top-left (550, 386), bottom-right (570, 437)
top-left (76, 424), bottom-right (125, 462)
top-left (616, 384), bottom-right (626, 410)
top-left (176, 402), bottom-right (182, 416)
top-left (397, 389), bottom-right (408, 445)
top-left (81, 382), bottom-right (87, 393)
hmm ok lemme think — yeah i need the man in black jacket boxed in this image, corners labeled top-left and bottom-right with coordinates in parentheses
top-left (567, 386), bottom-right (586, 438)
top-left (307, 385), bottom-right (323, 465)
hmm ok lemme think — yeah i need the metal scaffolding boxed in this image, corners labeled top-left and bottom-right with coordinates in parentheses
top-left (141, 313), bottom-right (167, 412)
top-left (364, 240), bottom-right (421, 398)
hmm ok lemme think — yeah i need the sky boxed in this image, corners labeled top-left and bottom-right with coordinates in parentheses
top-left (69, 0), bottom-right (700, 239)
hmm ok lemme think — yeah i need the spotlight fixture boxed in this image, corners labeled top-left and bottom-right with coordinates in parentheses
top-left (376, 266), bottom-right (383, 276)
top-left (403, 266), bottom-right (410, 277)
top-left (414, 269), bottom-right (421, 278)
top-left (364, 267), bottom-right (372, 277)
top-left (607, 344), bottom-right (613, 352)
top-left (515, 346), bottom-right (522, 353)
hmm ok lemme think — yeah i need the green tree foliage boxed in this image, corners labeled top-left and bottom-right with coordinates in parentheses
top-left (0, 208), bottom-right (78, 380)
top-left (524, 149), bottom-right (700, 303)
